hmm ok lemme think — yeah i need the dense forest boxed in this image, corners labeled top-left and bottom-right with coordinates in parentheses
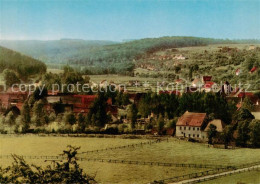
top-left (0, 46), bottom-right (46, 80)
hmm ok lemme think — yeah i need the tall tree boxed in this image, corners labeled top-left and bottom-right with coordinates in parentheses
top-left (249, 119), bottom-right (260, 148)
top-left (3, 69), bottom-right (20, 87)
top-left (207, 124), bottom-right (217, 145)
top-left (127, 104), bottom-right (138, 129)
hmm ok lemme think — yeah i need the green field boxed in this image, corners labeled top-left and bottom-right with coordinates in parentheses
top-left (1, 135), bottom-right (260, 183)
top-left (202, 170), bottom-right (260, 184)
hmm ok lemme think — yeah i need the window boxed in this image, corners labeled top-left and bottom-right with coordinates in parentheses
top-left (197, 127), bottom-right (200, 131)
top-left (184, 127), bottom-right (186, 130)
top-left (189, 127), bottom-right (190, 130)
top-left (188, 134), bottom-right (191, 137)
top-left (193, 127), bottom-right (195, 131)
top-left (193, 134), bottom-right (195, 137)
top-left (197, 134), bottom-right (199, 138)
top-left (180, 127), bottom-right (182, 130)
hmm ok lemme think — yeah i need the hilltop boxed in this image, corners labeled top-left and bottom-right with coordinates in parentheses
top-left (0, 37), bottom-right (259, 75)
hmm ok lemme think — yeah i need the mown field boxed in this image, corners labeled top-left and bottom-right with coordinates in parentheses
top-left (202, 170), bottom-right (260, 184)
top-left (1, 135), bottom-right (260, 183)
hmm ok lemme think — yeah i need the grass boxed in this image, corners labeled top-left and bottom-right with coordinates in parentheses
top-left (88, 138), bottom-right (260, 167)
top-left (201, 170), bottom-right (260, 184)
top-left (1, 135), bottom-right (260, 183)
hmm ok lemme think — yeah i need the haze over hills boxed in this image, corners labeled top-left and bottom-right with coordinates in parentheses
top-left (0, 39), bottom-right (117, 64)
top-left (0, 36), bottom-right (259, 74)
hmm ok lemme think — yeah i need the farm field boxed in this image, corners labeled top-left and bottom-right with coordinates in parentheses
top-left (201, 170), bottom-right (260, 184)
top-left (1, 135), bottom-right (260, 183)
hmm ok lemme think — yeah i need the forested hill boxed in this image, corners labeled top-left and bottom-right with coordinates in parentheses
top-left (0, 46), bottom-right (46, 79)
top-left (0, 37), bottom-right (259, 74)
top-left (0, 39), bottom-right (117, 64)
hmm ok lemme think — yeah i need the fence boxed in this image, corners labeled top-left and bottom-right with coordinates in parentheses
top-left (151, 161), bottom-right (260, 184)
top-left (79, 139), bottom-right (162, 155)
top-left (151, 168), bottom-right (233, 184)
top-left (0, 154), bottom-right (228, 169)
top-left (182, 165), bottom-right (260, 184)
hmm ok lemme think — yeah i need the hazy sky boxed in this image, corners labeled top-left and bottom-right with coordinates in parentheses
top-left (0, 0), bottom-right (260, 41)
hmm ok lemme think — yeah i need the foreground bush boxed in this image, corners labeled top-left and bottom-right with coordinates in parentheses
top-left (0, 146), bottom-right (95, 184)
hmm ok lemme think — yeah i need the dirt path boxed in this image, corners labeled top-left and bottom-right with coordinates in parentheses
top-left (170, 165), bottom-right (260, 184)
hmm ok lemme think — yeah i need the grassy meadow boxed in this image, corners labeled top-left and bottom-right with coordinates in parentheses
top-left (201, 170), bottom-right (260, 184)
top-left (1, 135), bottom-right (260, 183)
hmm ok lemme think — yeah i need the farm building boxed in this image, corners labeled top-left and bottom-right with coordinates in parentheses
top-left (176, 111), bottom-right (207, 139)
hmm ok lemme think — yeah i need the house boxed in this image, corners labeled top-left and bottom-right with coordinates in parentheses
top-left (235, 68), bottom-right (241, 76)
top-left (250, 66), bottom-right (258, 73)
top-left (203, 119), bottom-right (225, 143)
top-left (221, 81), bottom-right (233, 95)
top-left (192, 78), bottom-right (203, 88)
top-left (203, 119), bottom-right (224, 132)
top-left (202, 76), bottom-right (212, 83)
top-left (175, 79), bottom-right (185, 85)
top-left (176, 111), bottom-right (207, 139)
top-left (174, 54), bottom-right (186, 60)
top-left (248, 45), bottom-right (256, 50)
top-left (202, 81), bottom-right (217, 92)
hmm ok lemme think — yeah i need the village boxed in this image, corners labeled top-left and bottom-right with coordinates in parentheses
top-left (0, 72), bottom-right (259, 148)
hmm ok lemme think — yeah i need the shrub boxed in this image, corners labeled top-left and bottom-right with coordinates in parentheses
top-left (0, 146), bottom-right (96, 183)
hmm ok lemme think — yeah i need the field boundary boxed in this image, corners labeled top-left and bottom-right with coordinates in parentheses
top-left (0, 155), bottom-right (229, 169)
top-left (172, 165), bottom-right (260, 184)
top-left (79, 139), bottom-right (162, 154)
top-left (152, 161), bottom-right (260, 184)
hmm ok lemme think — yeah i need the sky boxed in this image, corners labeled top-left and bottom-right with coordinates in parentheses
top-left (0, 0), bottom-right (260, 41)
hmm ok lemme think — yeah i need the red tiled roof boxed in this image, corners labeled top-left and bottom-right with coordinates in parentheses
top-left (204, 81), bottom-right (215, 89)
top-left (73, 95), bottom-right (97, 104)
top-left (250, 66), bottom-right (258, 73)
top-left (237, 92), bottom-right (254, 98)
top-left (159, 90), bottom-right (181, 95)
top-left (203, 76), bottom-right (212, 82)
top-left (176, 111), bottom-right (207, 127)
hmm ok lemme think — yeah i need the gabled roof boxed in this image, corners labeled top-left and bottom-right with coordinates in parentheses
top-left (203, 81), bottom-right (215, 89)
top-left (203, 76), bottom-right (212, 82)
top-left (204, 119), bottom-right (225, 132)
top-left (250, 66), bottom-right (258, 73)
top-left (176, 111), bottom-right (207, 127)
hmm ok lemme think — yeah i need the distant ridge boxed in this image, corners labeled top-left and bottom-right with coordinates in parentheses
top-left (0, 36), bottom-right (259, 74)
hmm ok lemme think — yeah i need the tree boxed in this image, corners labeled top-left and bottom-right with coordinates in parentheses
top-left (127, 104), bottom-right (138, 129)
top-left (233, 108), bottom-right (255, 122)
top-left (3, 69), bottom-right (20, 87)
top-left (21, 101), bottom-right (31, 132)
top-left (86, 92), bottom-right (109, 127)
top-left (78, 113), bottom-right (86, 132)
top-left (5, 111), bottom-right (16, 126)
top-left (21, 101), bottom-right (30, 124)
top-left (32, 100), bottom-right (47, 126)
top-left (222, 125), bottom-right (233, 149)
top-left (157, 114), bottom-right (165, 134)
top-left (242, 97), bottom-right (254, 111)
top-left (249, 119), bottom-right (260, 148)
top-left (207, 124), bottom-right (217, 144)
top-left (64, 112), bottom-right (77, 126)
top-left (236, 120), bottom-right (251, 147)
